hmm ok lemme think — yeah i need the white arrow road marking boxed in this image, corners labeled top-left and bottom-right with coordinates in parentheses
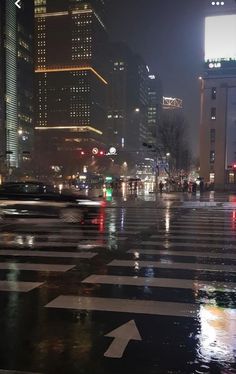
top-left (15, 0), bottom-right (21, 9)
top-left (104, 320), bottom-right (141, 358)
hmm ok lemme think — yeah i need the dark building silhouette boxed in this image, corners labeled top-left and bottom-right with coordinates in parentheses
top-left (108, 42), bottom-right (149, 153)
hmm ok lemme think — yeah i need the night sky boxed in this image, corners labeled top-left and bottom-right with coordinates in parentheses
top-left (107, 0), bottom-right (208, 156)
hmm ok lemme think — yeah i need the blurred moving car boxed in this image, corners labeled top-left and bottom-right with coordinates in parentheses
top-left (0, 181), bottom-right (103, 223)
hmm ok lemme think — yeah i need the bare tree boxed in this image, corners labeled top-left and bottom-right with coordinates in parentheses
top-left (157, 113), bottom-right (192, 174)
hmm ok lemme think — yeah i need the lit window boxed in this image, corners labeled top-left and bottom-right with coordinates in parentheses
top-left (229, 172), bottom-right (235, 184)
top-left (210, 150), bottom-right (215, 163)
top-left (211, 108), bottom-right (216, 120)
top-left (211, 87), bottom-right (217, 100)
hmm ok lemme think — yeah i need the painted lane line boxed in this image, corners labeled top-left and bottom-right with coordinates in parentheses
top-left (0, 231), bottom-right (134, 237)
top-left (156, 230), bottom-right (236, 237)
top-left (80, 224), bottom-right (150, 228)
top-left (167, 224), bottom-right (236, 230)
top-left (108, 260), bottom-right (236, 273)
top-left (0, 281), bottom-right (44, 293)
top-left (176, 218), bottom-right (235, 222)
top-left (1, 242), bottom-right (86, 248)
top-left (0, 263), bottom-right (75, 272)
top-left (0, 239), bottom-right (127, 248)
top-left (82, 274), bottom-right (236, 292)
top-left (169, 222), bottom-right (235, 231)
top-left (128, 249), bottom-right (236, 260)
top-left (45, 295), bottom-right (198, 318)
top-left (0, 250), bottom-right (97, 259)
top-left (141, 241), bottom-right (236, 249)
top-left (150, 235), bottom-right (236, 242)
top-left (0, 371), bottom-right (40, 374)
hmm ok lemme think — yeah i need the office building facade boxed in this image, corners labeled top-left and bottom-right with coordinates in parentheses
top-left (108, 43), bottom-right (149, 153)
top-left (200, 7), bottom-right (236, 189)
top-left (0, 0), bottom-right (34, 171)
top-left (34, 0), bottom-right (108, 170)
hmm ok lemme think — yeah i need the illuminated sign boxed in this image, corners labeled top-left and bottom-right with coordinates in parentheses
top-left (92, 147), bottom-right (99, 155)
top-left (205, 15), bottom-right (236, 62)
top-left (109, 147), bottom-right (117, 155)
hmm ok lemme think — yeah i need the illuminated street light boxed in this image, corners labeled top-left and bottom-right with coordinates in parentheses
top-left (134, 108), bottom-right (140, 113)
top-left (166, 153), bottom-right (171, 157)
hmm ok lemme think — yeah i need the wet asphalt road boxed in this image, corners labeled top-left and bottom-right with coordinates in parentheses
top-left (0, 194), bottom-right (236, 374)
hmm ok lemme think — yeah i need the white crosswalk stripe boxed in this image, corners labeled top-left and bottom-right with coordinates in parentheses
top-left (156, 229), bottom-right (236, 236)
top-left (108, 259), bottom-right (236, 272)
top-left (0, 281), bottom-right (44, 292)
top-left (140, 241), bottom-right (236, 248)
top-left (82, 274), bottom-right (236, 292)
top-left (150, 234), bottom-right (236, 242)
top-left (45, 295), bottom-right (198, 318)
top-left (0, 370), bottom-right (42, 374)
top-left (0, 263), bottom-right (75, 272)
top-left (0, 250), bottom-right (97, 259)
top-left (165, 224), bottom-right (236, 230)
top-left (127, 249), bottom-right (236, 259)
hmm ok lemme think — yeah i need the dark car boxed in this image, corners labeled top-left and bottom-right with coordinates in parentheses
top-left (0, 181), bottom-right (103, 223)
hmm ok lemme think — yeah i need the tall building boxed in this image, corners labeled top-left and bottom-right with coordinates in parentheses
top-left (147, 74), bottom-right (163, 145)
top-left (108, 42), bottom-right (149, 153)
top-left (34, 0), bottom-right (108, 171)
top-left (200, 4), bottom-right (236, 189)
top-left (0, 0), bottom-right (34, 172)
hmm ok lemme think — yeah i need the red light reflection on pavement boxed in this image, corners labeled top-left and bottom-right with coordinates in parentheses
top-left (98, 210), bottom-right (105, 233)
top-left (232, 211), bottom-right (236, 230)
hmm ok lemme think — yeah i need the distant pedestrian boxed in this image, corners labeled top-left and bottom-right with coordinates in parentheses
top-left (200, 180), bottom-right (204, 193)
top-left (183, 180), bottom-right (188, 192)
top-left (159, 181), bottom-right (164, 194)
top-left (192, 181), bottom-right (197, 194)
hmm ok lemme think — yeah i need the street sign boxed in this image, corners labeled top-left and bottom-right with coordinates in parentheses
top-left (104, 320), bottom-right (141, 358)
top-left (109, 147), bottom-right (117, 155)
top-left (92, 147), bottom-right (99, 155)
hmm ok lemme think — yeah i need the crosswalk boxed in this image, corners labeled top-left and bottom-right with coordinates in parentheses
top-left (0, 207), bottom-right (162, 297)
top-left (1, 205), bottom-right (236, 372)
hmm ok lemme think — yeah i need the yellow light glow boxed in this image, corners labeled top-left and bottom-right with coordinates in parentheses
top-left (35, 126), bottom-right (103, 135)
top-left (35, 66), bottom-right (108, 85)
top-left (35, 9), bottom-right (92, 18)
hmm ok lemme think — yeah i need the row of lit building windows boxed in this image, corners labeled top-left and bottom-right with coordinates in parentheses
top-left (72, 37), bottom-right (92, 42)
top-left (34, 0), bottom-right (46, 5)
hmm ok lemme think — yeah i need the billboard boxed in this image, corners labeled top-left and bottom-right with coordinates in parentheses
top-left (205, 15), bottom-right (236, 62)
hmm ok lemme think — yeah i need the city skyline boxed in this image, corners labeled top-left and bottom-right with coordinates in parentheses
top-left (107, 0), bottom-right (234, 156)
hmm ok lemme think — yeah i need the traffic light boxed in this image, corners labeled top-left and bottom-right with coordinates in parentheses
top-left (233, 164), bottom-right (236, 169)
top-left (80, 151), bottom-right (85, 155)
top-left (99, 151), bottom-right (105, 156)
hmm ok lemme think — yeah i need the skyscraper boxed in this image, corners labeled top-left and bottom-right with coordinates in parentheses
top-left (34, 0), bottom-right (108, 171)
top-left (147, 74), bottom-right (163, 146)
top-left (108, 42), bottom-right (149, 153)
top-left (0, 0), bottom-right (34, 172)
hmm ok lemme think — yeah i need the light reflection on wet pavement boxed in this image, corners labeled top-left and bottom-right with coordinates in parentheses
top-left (0, 194), bottom-right (236, 373)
